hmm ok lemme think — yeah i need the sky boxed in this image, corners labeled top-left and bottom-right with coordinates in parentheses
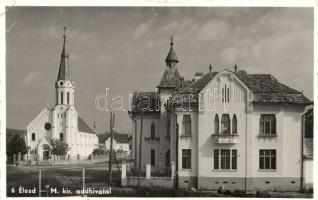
top-left (6, 7), bottom-right (314, 133)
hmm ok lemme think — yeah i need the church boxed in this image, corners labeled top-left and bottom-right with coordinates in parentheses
top-left (129, 37), bottom-right (313, 191)
top-left (26, 29), bottom-right (98, 162)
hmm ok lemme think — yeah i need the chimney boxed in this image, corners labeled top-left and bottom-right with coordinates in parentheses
top-left (234, 64), bottom-right (238, 72)
top-left (209, 64), bottom-right (212, 73)
top-left (194, 72), bottom-right (204, 81)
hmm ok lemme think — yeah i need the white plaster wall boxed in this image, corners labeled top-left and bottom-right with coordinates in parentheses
top-left (26, 107), bottom-right (52, 151)
top-left (198, 72), bottom-right (248, 178)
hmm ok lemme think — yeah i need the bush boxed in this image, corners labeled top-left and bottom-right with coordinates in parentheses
top-left (92, 148), bottom-right (106, 155)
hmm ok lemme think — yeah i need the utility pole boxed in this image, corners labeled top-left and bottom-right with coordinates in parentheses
top-left (108, 112), bottom-right (115, 186)
top-left (138, 111), bottom-right (143, 187)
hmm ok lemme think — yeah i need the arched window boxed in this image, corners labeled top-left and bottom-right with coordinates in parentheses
top-left (60, 133), bottom-right (64, 141)
top-left (165, 149), bottom-right (170, 167)
top-left (182, 115), bottom-right (191, 136)
top-left (67, 92), bottom-right (70, 104)
top-left (232, 114), bottom-right (237, 134)
top-left (214, 114), bottom-right (219, 134)
top-left (151, 121), bottom-right (155, 138)
top-left (260, 114), bottom-right (276, 135)
top-left (221, 114), bottom-right (231, 134)
top-left (61, 91), bottom-right (64, 104)
top-left (31, 133), bottom-right (35, 141)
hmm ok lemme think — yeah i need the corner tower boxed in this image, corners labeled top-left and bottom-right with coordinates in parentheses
top-left (55, 27), bottom-right (75, 107)
top-left (157, 35), bottom-right (182, 98)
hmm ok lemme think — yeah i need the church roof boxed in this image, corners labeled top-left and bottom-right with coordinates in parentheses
top-left (174, 70), bottom-right (311, 104)
top-left (78, 117), bottom-right (96, 134)
top-left (57, 28), bottom-right (71, 81)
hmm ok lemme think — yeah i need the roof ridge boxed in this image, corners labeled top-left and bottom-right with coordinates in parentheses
top-left (237, 73), bottom-right (291, 103)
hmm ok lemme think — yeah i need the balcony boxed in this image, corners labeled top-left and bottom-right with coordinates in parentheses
top-left (211, 134), bottom-right (238, 144)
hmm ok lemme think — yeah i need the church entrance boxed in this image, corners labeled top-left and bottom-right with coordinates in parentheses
top-left (42, 144), bottom-right (51, 160)
top-left (43, 151), bottom-right (49, 160)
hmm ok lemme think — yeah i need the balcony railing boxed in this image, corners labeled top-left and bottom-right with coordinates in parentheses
top-left (211, 134), bottom-right (238, 144)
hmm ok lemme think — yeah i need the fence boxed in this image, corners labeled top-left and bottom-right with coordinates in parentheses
top-left (121, 161), bottom-right (175, 188)
top-left (7, 164), bottom-right (120, 197)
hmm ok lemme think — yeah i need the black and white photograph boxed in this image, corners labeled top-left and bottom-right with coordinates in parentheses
top-left (2, 1), bottom-right (315, 198)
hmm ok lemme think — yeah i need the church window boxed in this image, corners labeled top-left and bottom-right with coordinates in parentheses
top-left (151, 149), bottom-right (155, 166)
top-left (60, 133), bottom-right (63, 141)
top-left (61, 92), bottom-right (64, 104)
top-left (151, 121), bottom-right (155, 138)
top-left (182, 115), bottom-right (191, 136)
top-left (31, 133), bottom-right (35, 141)
top-left (67, 92), bottom-right (70, 104)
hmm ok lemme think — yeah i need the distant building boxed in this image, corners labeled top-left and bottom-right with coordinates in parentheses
top-left (105, 132), bottom-right (130, 155)
top-left (129, 36), bottom-right (313, 191)
top-left (26, 29), bottom-right (98, 162)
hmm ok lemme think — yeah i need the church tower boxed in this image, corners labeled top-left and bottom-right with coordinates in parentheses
top-left (55, 27), bottom-right (75, 107)
top-left (52, 27), bottom-right (78, 143)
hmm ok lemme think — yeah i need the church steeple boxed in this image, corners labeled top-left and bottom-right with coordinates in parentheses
top-left (55, 27), bottom-right (75, 106)
top-left (57, 27), bottom-right (71, 81)
top-left (165, 34), bottom-right (179, 67)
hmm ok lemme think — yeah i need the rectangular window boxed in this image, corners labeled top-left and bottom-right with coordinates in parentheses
top-left (221, 149), bottom-right (231, 169)
top-left (214, 149), bottom-right (219, 170)
top-left (260, 114), bottom-right (276, 135)
top-left (182, 149), bottom-right (191, 169)
top-left (214, 149), bottom-right (237, 170)
top-left (259, 149), bottom-right (276, 170)
top-left (232, 149), bottom-right (237, 170)
top-left (151, 149), bottom-right (155, 166)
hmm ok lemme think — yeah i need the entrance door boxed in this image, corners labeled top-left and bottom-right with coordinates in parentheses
top-left (43, 151), bottom-right (49, 160)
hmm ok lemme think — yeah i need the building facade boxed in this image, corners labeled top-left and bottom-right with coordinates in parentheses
top-left (105, 132), bottom-right (131, 155)
top-left (129, 37), bottom-right (313, 191)
top-left (26, 30), bottom-right (98, 162)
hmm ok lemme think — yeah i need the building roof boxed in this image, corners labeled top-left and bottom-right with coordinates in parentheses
top-left (130, 91), bottom-right (160, 113)
top-left (158, 67), bottom-right (182, 88)
top-left (165, 36), bottom-right (179, 63)
top-left (78, 117), bottom-right (96, 134)
top-left (57, 28), bottom-right (71, 81)
top-left (174, 70), bottom-right (311, 104)
top-left (105, 132), bottom-right (129, 144)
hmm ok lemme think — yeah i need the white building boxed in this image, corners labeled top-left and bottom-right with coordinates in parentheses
top-left (26, 29), bottom-right (98, 162)
top-left (129, 37), bottom-right (313, 191)
top-left (105, 132), bottom-right (131, 155)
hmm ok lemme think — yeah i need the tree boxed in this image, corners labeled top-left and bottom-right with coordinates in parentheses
top-left (6, 135), bottom-right (28, 161)
top-left (49, 138), bottom-right (70, 159)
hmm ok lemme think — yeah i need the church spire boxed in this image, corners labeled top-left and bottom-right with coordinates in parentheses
top-left (57, 27), bottom-right (71, 81)
top-left (165, 34), bottom-right (179, 66)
